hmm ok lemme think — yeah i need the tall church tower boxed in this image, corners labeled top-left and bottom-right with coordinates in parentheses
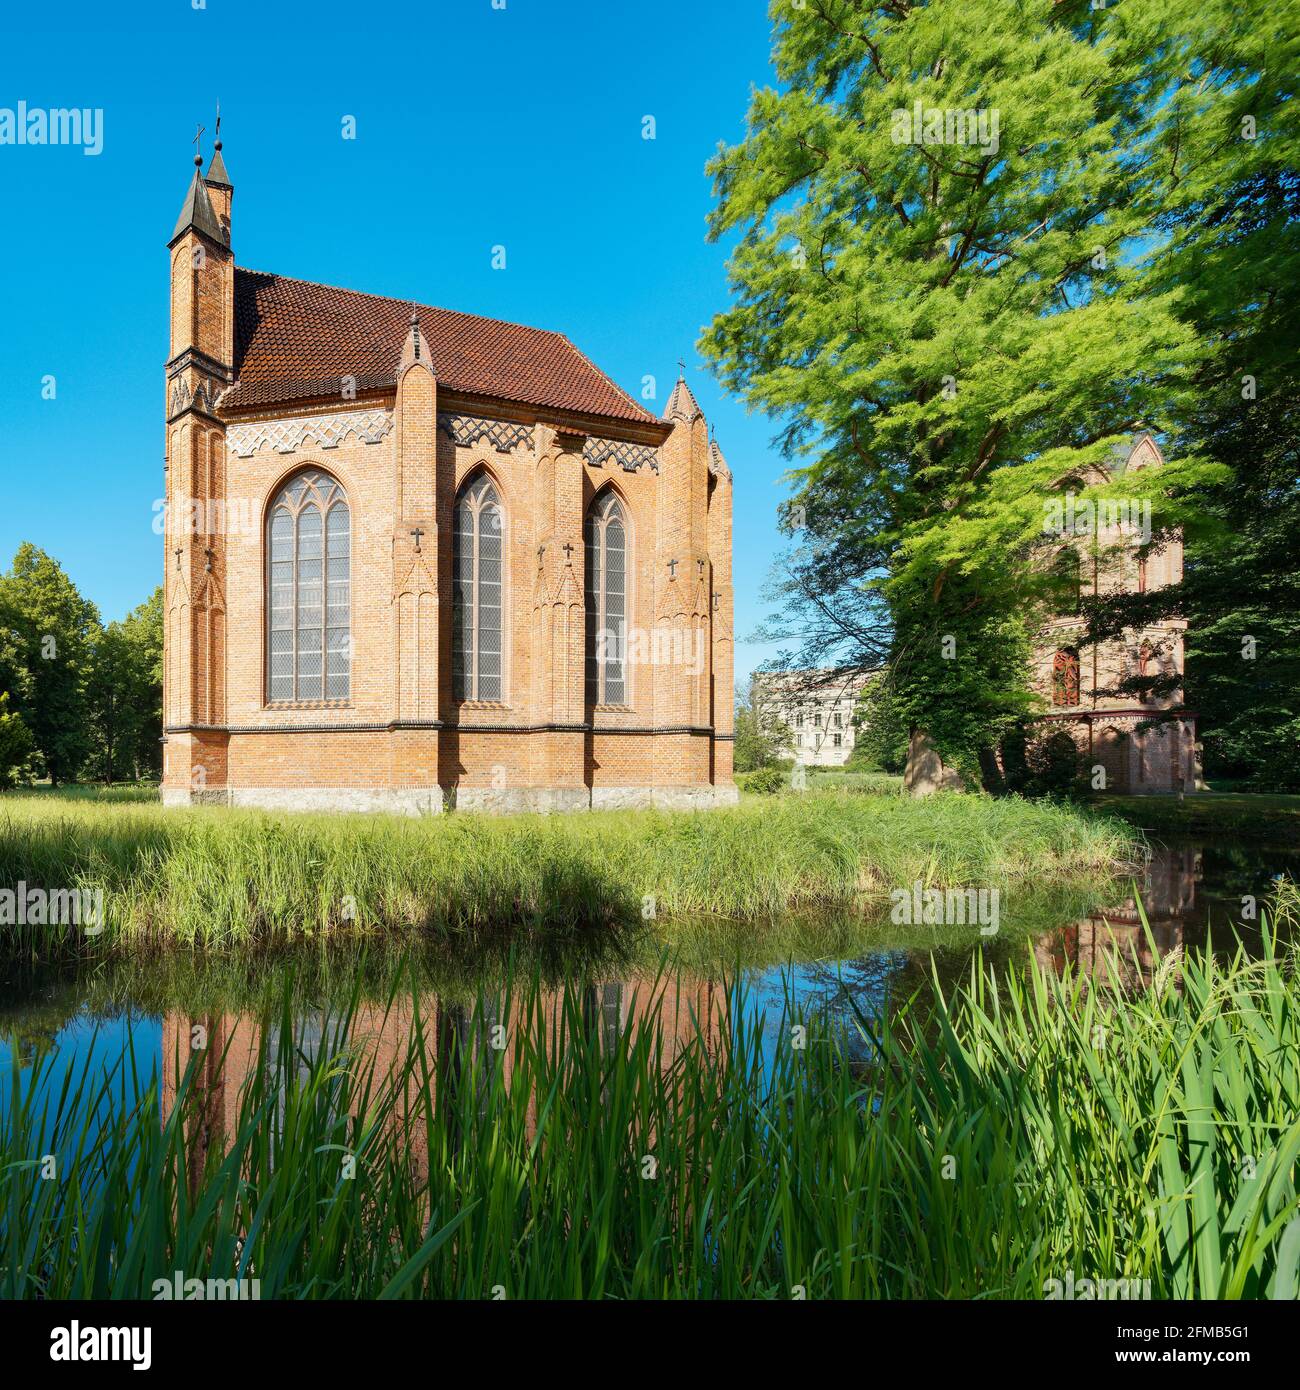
top-left (161, 132), bottom-right (234, 804)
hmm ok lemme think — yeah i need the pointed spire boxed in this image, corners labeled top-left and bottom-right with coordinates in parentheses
top-left (709, 439), bottom-right (732, 481)
top-left (206, 103), bottom-right (231, 187)
top-left (397, 306), bottom-right (431, 375)
top-left (664, 370), bottom-right (703, 423)
top-left (206, 143), bottom-right (231, 188)
top-left (170, 154), bottom-right (228, 247)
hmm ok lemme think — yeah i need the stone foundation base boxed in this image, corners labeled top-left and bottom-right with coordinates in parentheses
top-left (160, 783), bottom-right (739, 816)
top-left (163, 785), bottom-right (444, 815)
top-left (591, 784), bottom-right (740, 811)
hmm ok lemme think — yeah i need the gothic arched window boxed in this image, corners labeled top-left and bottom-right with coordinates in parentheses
top-left (267, 469), bottom-right (350, 703)
top-left (1053, 547), bottom-right (1081, 615)
top-left (1052, 647), bottom-right (1081, 708)
top-left (585, 493), bottom-right (628, 706)
top-left (452, 474), bottom-right (504, 702)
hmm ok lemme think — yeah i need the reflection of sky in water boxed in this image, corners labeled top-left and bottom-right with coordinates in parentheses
top-left (738, 952), bottom-right (909, 1087)
top-left (0, 1011), bottom-right (161, 1174)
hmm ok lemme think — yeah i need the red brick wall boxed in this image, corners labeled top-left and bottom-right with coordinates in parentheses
top-left (161, 228), bottom-right (736, 810)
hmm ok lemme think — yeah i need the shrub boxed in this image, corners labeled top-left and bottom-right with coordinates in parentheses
top-left (744, 766), bottom-right (785, 796)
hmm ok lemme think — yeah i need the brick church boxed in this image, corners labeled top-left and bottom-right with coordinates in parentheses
top-left (1034, 432), bottom-right (1199, 794)
top-left (161, 140), bottom-right (736, 814)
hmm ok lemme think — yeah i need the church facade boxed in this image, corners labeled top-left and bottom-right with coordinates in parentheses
top-left (160, 143), bottom-right (736, 814)
top-left (1033, 433), bottom-right (1199, 794)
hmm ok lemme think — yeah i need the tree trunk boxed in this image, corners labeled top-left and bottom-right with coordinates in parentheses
top-left (902, 730), bottom-right (966, 797)
top-left (977, 745), bottom-right (1007, 796)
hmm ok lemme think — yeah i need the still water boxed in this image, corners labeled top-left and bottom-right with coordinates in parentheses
top-left (0, 837), bottom-right (1294, 1115)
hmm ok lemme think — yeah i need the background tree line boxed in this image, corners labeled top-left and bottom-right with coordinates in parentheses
top-left (706, 0), bottom-right (1298, 792)
top-left (0, 543), bottom-right (162, 788)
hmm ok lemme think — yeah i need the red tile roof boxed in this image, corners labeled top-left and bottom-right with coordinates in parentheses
top-left (223, 268), bottom-right (659, 428)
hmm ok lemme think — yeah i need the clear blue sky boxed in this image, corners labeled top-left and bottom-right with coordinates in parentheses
top-left (0, 0), bottom-right (792, 684)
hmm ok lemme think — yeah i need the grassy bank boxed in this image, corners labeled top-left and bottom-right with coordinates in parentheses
top-left (1099, 792), bottom-right (1300, 842)
top-left (0, 790), bottom-right (1135, 952)
top-left (4, 901), bottom-right (1297, 1299)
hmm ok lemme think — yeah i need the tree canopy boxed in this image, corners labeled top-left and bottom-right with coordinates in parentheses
top-left (704, 0), bottom-right (1296, 786)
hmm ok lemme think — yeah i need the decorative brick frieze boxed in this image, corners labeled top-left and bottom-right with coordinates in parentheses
top-left (225, 409), bottom-right (394, 458)
top-left (583, 436), bottom-right (660, 473)
top-left (168, 375), bottom-right (225, 418)
top-left (437, 412), bottom-right (534, 454)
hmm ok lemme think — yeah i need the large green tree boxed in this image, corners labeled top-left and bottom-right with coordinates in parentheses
top-left (1075, 3), bottom-right (1300, 786)
top-left (0, 623), bottom-right (35, 787)
top-left (702, 0), bottom-right (1253, 788)
top-left (85, 587), bottom-right (164, 783)
top-left (0, 543), bottom-right (100, 783)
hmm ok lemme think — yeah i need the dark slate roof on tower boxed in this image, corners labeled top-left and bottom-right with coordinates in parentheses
top-left (205, 145), bottom-right (232, 188)
top-left (223, 268), bottom-right (660, 427)
top-left (170, 166), bottom-right (229, 247)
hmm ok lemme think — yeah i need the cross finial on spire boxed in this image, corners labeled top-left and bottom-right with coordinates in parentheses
top-left (214, 101), bottom-right (221, 146)
top-left (192, 123), bottom-right (205, 165)
top-left (677, 357), bottom-right (686, 379)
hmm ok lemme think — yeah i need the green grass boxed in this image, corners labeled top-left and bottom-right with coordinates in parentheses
top-left (735, 768), bottom-right (905, 796)
top-left (3, 890), bottom-right (1298, 1299)
top-left (807, 769), bottom-right (905, 795)
top-left (8, 783), bottom-right (161, 804)
top-left (0, 790), bottom-right (1136, 953)
top-left (1100, 792), bottom-right (1300, 842)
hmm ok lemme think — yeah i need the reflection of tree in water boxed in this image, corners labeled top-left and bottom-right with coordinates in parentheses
top-left (757, 954), bottom-right (905, 1068)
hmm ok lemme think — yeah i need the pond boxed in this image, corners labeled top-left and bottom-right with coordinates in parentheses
top-left (1, 835), bottom-right (1293, 1121)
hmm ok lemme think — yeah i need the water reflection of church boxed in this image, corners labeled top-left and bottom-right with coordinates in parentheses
top-left (160, 850), bottom-right (1211, 1180)
top-left (1035, 846), bottom-right (1201, 992)
top-left (161, 975), bottom-right (727, 1193)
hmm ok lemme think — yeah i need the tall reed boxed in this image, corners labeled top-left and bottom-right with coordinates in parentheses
top-left (0, 790), bottom-right (1135, 951)
top-left (3, 895), bottom-right (1296, 1298)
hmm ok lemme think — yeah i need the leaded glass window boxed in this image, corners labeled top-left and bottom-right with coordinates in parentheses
top-left (452, 475), bottom-right (504, 701)
top-left (585, 493), bottom-right (627, 706)
top-left (1052, 647), bottom-right (1081, 707)
top-left (267, 470), bottom-right (350, 703)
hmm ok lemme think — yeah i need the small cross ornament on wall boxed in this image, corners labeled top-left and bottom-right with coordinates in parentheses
top-left (563, 542), bottom-right (574, 564)
top-left (410, 527), bottom-right (424, 553)
top-left (667, 558), bottom-right (678, 578)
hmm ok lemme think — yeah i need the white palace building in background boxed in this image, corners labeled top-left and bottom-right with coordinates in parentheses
top-left (751, 670), bottom-right (874, 768)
